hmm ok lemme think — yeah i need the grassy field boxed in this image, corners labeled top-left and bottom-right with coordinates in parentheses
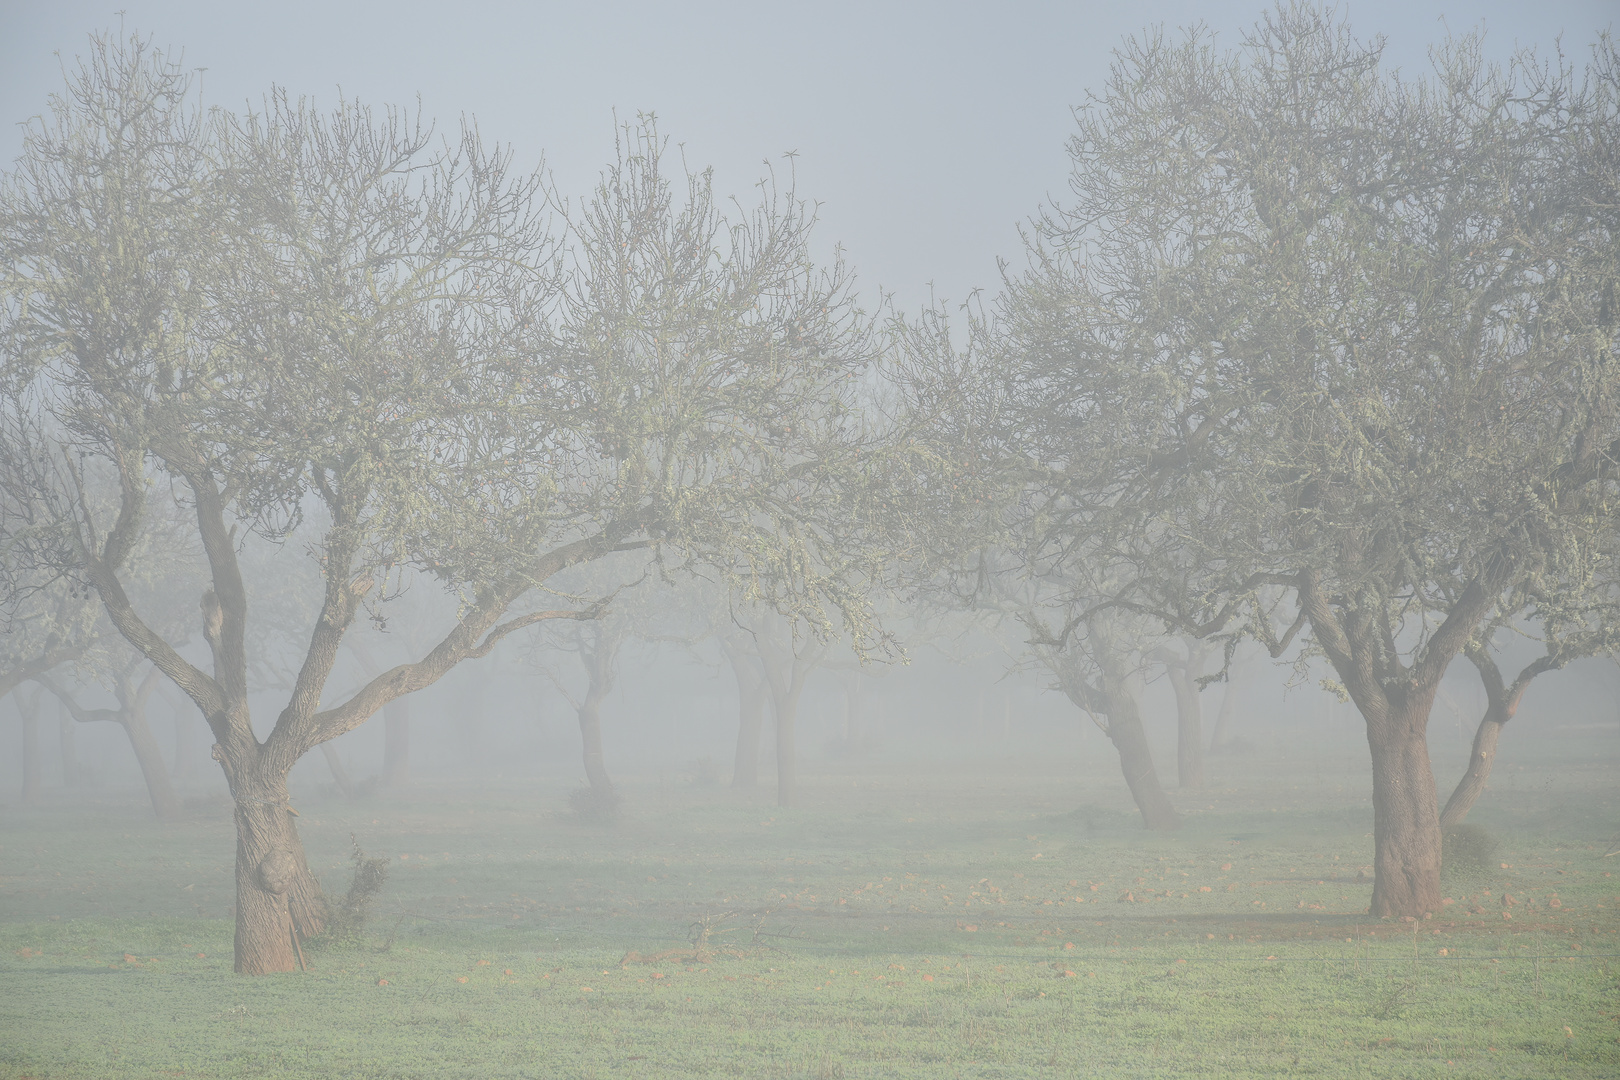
top-left (1, 738), bottom-right (1617, 1079)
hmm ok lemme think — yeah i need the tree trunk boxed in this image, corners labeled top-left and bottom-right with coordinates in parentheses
top-left (1366, 715), bottom-right (1443, 917)
top-left (36, 670), bottom-right (183, 820)
top-left (748, 619), bottom-right (824, 809)
top-left (1439, 649), bottom-right (1538, 830)
top-left (381, 696), bottom-right (410, 786)
top-left (16, 689), bottom-right (43, 805)
top-left (58, 696), bottom-right (81, 786)
top-left (1101, 689), bottom-right (1179, 830)
top-left (120, 708), bottom-right (182, 821)
top-left (1168, 667), bottom-right (1205, 789)
top-left (229, 766), bottom-right (326, 974)
top-left (731, 672), bottom-right (765, 790)
top-left (577, 695), bottom-right (612, 792)
top-left (774, 690), bottom-right (799, 808)
top-left (1209, 661), bottom-right (1248, 751)
top-left (1439, 715), bottom-right (1506, 830)
top-left (159, 684), bottom-right (198, 781)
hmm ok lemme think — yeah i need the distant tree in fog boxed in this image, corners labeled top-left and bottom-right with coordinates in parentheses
top-left (897, 10), bottom-right (1619, 917)
top-left (0, 409), bottom-right (99, 701)
top-left (1, 34), bottom-right (900, 973)
top-left (1145, 636), bottom-right (1214, 790)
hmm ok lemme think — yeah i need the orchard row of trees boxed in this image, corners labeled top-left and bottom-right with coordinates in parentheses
top-left (4, 6), bottom-right (1617, 972)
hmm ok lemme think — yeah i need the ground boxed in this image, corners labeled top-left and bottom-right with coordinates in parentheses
top-left (1, 733), bottom-right (1616, 1079)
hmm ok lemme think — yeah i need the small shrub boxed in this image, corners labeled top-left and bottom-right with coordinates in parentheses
top-left (324, 835), bottom-right (390, 943)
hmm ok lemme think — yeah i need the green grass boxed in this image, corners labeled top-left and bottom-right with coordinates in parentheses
top-left (1, 747), bottom-right (1617, 1078)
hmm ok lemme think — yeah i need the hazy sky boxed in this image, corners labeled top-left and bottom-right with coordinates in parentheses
top-left (2, 1), bottom-right (1613, 314)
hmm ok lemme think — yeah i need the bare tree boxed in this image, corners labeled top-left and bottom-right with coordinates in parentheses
top-left (1147, 637), bottom-right (1214, 790)
top-left (36, 656), bottom-right (179, 820)
top-left (2, 36), bottom-right (895, 972)
top-left (898, 11), bottom-right (1619, 915)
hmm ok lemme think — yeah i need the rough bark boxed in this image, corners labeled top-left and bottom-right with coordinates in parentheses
top-left (1294, 568), bottom-right (1490, 918)
top-left (225, 759), bottom-right (325, 975)
top-left (81, 446), bottom-right (610, 972)
top-left (381, 697), bottom-right (410, 787)
top-left (1367, 716), bottom-right (1444, 917)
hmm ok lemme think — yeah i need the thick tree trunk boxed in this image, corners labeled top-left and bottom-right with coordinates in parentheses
top-left (577, 696), bottom-right (612, 792)
top-left (1366, 716), bottom-right (1443, 917)
top-left (16, 689), bottom-right (43, 805)
top-left (230, 767), bottom-right (326, 974)
top-left (1167, 668), bottom-right (1205, 789)
top-left (381, 697), bottom-right (410, 786)
top-left (731, 673), bottom-right (765, 790)
top-left (120, 709), bottom-right (182, 821)
top-left (1102, 690), bottom-right (1179, 830)
top-left (57, 696), bottom-right (81, 786)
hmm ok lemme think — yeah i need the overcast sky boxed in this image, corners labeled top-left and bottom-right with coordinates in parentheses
top-left (3, 1), bottom-right (1613, 315)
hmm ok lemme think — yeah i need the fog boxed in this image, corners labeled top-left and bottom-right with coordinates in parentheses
top-left (3, 0), bottom-right (1613, 317)
top-left (3, 3), bottom-right (1618, 1077)
top-left (9, 614), bottom-right (1616, 796)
